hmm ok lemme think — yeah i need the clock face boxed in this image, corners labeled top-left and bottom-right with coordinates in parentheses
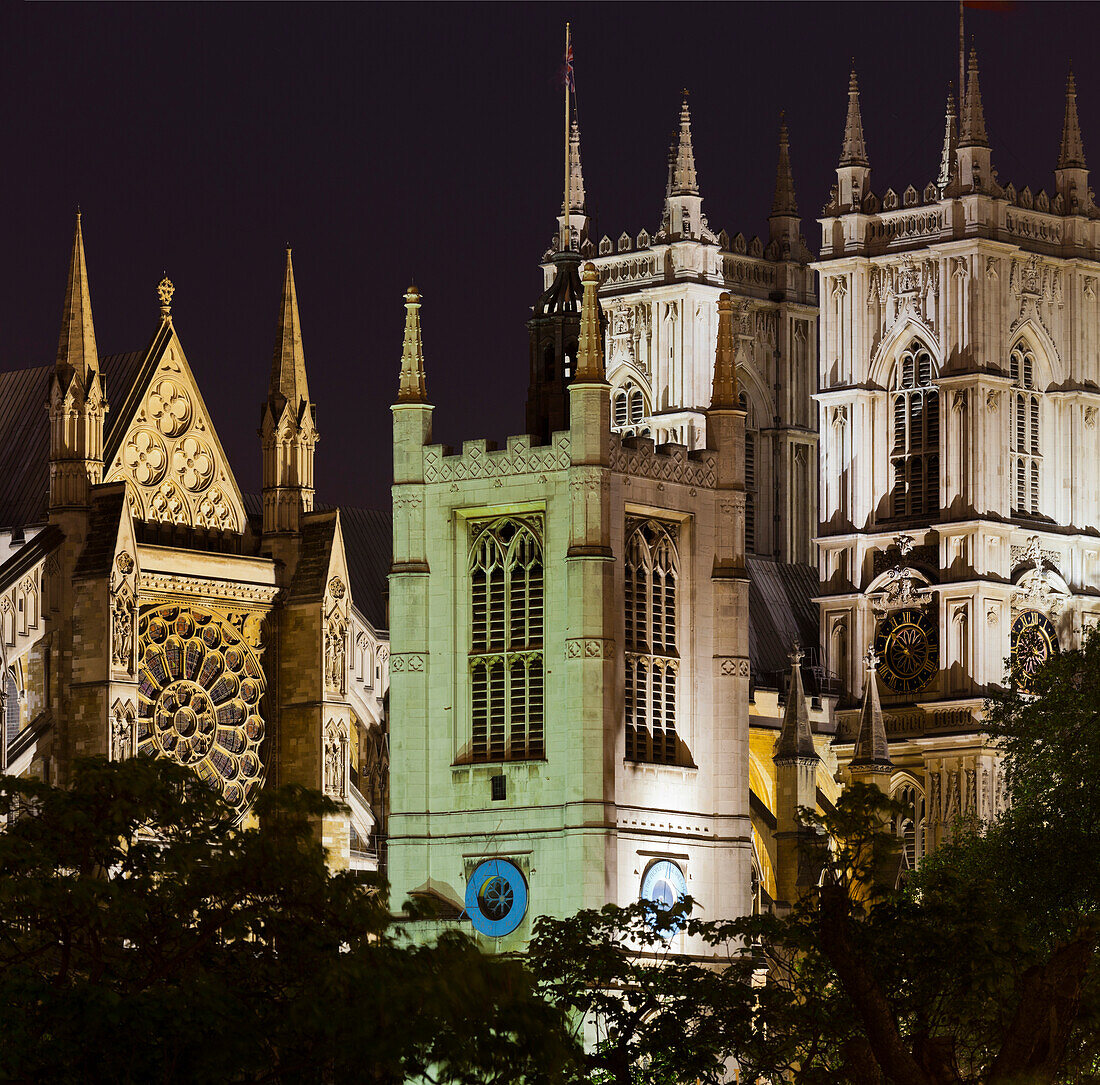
top-left (874, 607), bottom-right (939, 695)
top-left (640, 860), bottom-right (688, 938)
top-left (1011, 610), bottom-right (1058, 693)
top-left (465, 859), bottom-right (528, 938)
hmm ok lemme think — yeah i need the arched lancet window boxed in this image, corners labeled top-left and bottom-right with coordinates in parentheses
top-left (892, 781), bottom-right (925, 871)
top-left (624, 519), bottom-right (682, 764)
top-left (4, 669), bottom-right (19, 748)
top-left (563, 341), bottom-right (577, 381)
top-left (890, 340), bottom-right (939, 518)
top-left (469, 517), bottom-right (544, 762)
top-left (1009, 341), bottom-right (1042, 516)
top-left (739, 391), bottom-right (756, 554)
top-left (611, 381), bottom-right (650, 436)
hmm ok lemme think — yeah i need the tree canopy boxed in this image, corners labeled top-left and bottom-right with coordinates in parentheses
top-left (0, 757), bottom-right (573, 1084)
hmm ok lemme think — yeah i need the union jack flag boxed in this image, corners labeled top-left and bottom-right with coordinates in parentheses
top-left (565, 41), bottom-right (575, 91)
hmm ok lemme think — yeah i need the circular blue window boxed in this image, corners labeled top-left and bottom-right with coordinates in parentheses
top-left (640, 859), bottom-right (687, 937)
top-left (465, 859), bottom-right (528, 937)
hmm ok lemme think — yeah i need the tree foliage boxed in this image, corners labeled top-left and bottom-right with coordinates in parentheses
top-left (0, 757), bottom-right (573, 1084)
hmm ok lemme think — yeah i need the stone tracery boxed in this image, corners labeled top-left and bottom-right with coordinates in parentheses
top-left (137, 603), bottom-right (266, 817)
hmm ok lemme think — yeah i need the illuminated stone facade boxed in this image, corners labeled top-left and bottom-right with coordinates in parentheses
top-left (0, 226), bottom-right (388, 867)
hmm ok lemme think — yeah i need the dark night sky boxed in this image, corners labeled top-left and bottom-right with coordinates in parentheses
top-left (2, 2), bottom-right (1097, 510)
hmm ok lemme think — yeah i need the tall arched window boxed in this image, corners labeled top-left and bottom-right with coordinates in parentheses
top-left (892, 781), bottom-right (925, 870)
top-left (890, 340), bottom-right (939, 518)
top-left (469, 517), bottom-right (544, 761)
top-left (1009, 341), bottom-right (1041, 516)
top-left (739, 392), bottom-right (756, 554)
top-left (625, 519), bottom-right (681, 764)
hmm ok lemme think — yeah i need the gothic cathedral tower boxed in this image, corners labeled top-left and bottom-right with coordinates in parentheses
top-left (816, 59), bottom-right (1100, 861)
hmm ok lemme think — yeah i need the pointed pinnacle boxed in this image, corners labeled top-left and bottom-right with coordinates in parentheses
top-left (710, 292), bottom-right (738, 410)
top-left (959, 47), bottom-right (989, 149)
top-left (938, 85), bottom-right (958, 190)
top-left (670, 93), bottom-right (699, 196)
top-left (397, 284), bottom-right (429, 403)
top-left (774, 642), bottom-right (817, 762)
top-left (1058, 67), bottom-right (1087, 170)
top-left (838, 67), bottom-right (869, 167)
top-left (573, 262), bottom-right (606, 383)
top-left (562, 118), bottom-right (586, 214)
top-left (771, 113), bottom-right (798, 217)
top-left (270, 248), bottom-right (311, 413)
top-left (56, 211), bottom-right (99, 385)
top-left (851, 646), bottom-right (893, 773)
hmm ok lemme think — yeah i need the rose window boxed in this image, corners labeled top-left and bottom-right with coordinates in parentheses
top-left (138, 604), bottom-right (266, 817)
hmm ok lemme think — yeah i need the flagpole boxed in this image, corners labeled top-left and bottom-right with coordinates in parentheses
top-left (564, 22), bottom-right (571, 251)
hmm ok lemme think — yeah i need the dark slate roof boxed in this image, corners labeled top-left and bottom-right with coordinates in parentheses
top-left (746, 557), bottom-right (821, 691)
top-left (338, 505), bottom-right (391, 631)
top-left (287, 511), bottom-right (339, 605)
top-left (240, 494), bottom-right (391, 631)
top-left (0, 524), bottom-right (64, 595)
top-left (0, 352), bottom-right (146, 531)
top-left (73, 485), bottom-right (128, 580)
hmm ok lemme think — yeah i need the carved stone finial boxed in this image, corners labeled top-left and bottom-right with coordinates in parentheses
top-left (157, 275), bottom-right (175, 318)
top-left (864, 644), bottom-right (881, 671)
top-left (789, 641), bottom-right (804, 667)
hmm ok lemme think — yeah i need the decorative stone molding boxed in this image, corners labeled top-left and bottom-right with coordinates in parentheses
top-left (423, 436), bottom-right (571, 484)
top-left (389, 653), bottom-right (425, 673)
top-left (110, 699), bottom-right (136, 761)
top-left (610, 443), bottom-right (716, 488)
top-left (138, 572), bottom-right (280, 607)
top-left (564, 638), bottom-right (615, 660)
top-left (717, 657), bottom-right (750, 677)
top-left (324, 719), bottom-right (349, 799)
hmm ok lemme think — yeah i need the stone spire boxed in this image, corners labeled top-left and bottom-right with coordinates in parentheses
top-left (573, 262), bottom-right (605, 384)
top-left (836, 67), bottom-right (870, 210)
top-left (850, 646), bottom-right (893, 777)
top-left (260, 250), bottom-right (317, 539)
top-left (769, 114), bottom-right (801, 253)
top-left (774, 644), bottom-right (817, 762)
top-left (710, 292), bottom-right (738, 410)
top-left (55, 212), bottom-right (99, 390)
top-left (562, 119), bottom-right (586, 214)
top-left (937, 86), bottom-right (958, 195)
top-left (557, 119), bottom-right (590, 250)
top-left (269, 248), bottom-right (311, 417)
top-left (397, 284), bottom-right (429, 403)
top-left (958, 47), bottom-right (989, 148)
top-left (771, 113), bottom-right (798, 216)
top-left (670, 93), bottom-right (699, 196)
top-left (838, 67), bottom-right (869, 168)
top-left (956, 48), bottom-right (992, 192)
top-left (1056, 67), bottom-right (1090, 212)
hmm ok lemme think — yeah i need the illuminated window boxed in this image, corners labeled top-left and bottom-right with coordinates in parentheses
top-left (740, 391), bottom-right (756, 553)
top-left (611, 382), bottom-right (649, 436)
top-left (625, 519), bottom-right (681, 764)
top-left (469, 516), bottom-right (544, 762)
top-left (1009, 341), bottom-right (1041, 516)
top-left (892, 782), bottom-right (925, 870)
top-left (890, 340), bottom-right (939, 518)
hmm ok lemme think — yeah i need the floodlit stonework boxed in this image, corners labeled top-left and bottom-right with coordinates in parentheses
top-left (0, 228), bottom-right (389, 870)
top-left (817, 58), bottom-right (1100, 863)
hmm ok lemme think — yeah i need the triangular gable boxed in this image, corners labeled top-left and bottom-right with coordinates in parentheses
top-left (104, 323), bottom-right (248, 534)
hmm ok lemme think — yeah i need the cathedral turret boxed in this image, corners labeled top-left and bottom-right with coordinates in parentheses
top-left (525, 251), bottom-right (583, 445)
top-left (773, 644), bottom-right (819, 907)
top-left (937, 87), bottom-right (958, 196)
top-left (557, 119), bottom-right (589, 251)
top-left (662, 94), bottom-right (712, 241)
top-left (1055, 68), bottom-right (1090, 214)
top-left (707, 292), bottom-right (746, 575)
top-left (49, 213), bottom-right (106, 511)
top-left (836, 68), bottom-right (870, 211)
top-left (956, 48), bottom-right (992, 193)
top-left (768, 113), bottom-right (800, 254)
top-left (849, 646), bottom-right (893, 793)
top-left (392, 283), bottom-right (433, 488)
top-left (261, 249), bottom-right (318, 537)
